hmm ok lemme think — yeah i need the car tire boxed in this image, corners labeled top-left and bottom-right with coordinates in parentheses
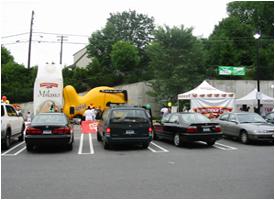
top-left (97, 132), bottom-right (102, 142)
top-left (206, 140), bottom-right (215, 146)
top-left (142, 142), bottom-right (150, 149)
top-left (18, 124), bottom-right (25, 141)
top-left (240, 131), bottom-right (249, 144)
top-left (174, 134), bottom-right (182, 147)
top-left (26, 143), bottom-right (33, 151)
top-left (67, 142), bottom-right (73, 151)
top-left (2, 130), bottom-right (11, 150)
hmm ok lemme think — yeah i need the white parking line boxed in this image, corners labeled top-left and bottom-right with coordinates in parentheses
top-left (78, 133), bottom-right (94, 155)
top-left (214, 142), bottom-right (238, 150)
top-left (78, 134), bottom-right (84, 154)
top-left (1, 141), bottom-right (25, 156)
top-left (14, 147), bottom-right (26, 155)
top-left (148, 142), bottom-right (169, 153)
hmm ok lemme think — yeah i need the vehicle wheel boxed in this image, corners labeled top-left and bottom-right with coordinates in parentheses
top-left (26, 143), bottom-right (33, 151)
top-left (142, 142), bottom-right (150, 149)
top-left (97, 132), bottom-right (102, 142)
top-left (103, 139), bottom-right (110, 150)
top-left (240, 131), bottom-right (249, 144)
top-left (206, 140), bottom-right (215, 146)
top-left (18, 124), bottom-right (25, 141)
top-left (173, 134), bottom-right (182, 147)
top-left (2, 131), bottom-right (11, 150)
top-left (67, 142), bottom-right (73, 151)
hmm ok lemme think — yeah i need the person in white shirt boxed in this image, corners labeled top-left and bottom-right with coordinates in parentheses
top-left (83, 106), bottom-right (96, 121)
top-left (160, 106), bottom-right (169, 117)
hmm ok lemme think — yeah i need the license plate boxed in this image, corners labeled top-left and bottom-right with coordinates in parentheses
top-left (43, 130), bottom-right (52, 134)
top-left (125, 130), bottom-right (135, 135)
top-left (203, 128), bottom-right (210, 132)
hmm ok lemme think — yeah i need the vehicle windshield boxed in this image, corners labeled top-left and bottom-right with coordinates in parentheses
top-left (237, 113), bottom-right (266, 123)
top-left (181, 113), bottom-right (211, 124)
top-left (32, 114), bottom-right (67, 125)
top-left (110, 109), bottom-right (148, 123)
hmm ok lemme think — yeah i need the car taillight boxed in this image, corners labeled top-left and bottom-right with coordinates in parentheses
top-left (106, 127), bottom-right (111, 135)
top-left (52, 127), bottom-right (71, 134)
top-left (148, 127), bottom-right (153, 136)
top-left (186, 126), bottom-right (198, 133)
top-left (214, 125), bottom-right (222, 132)
top-left (26, 127), bottom-right (42, 135)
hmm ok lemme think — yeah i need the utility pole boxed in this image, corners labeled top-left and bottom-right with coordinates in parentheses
top-left (57, 35), bottom-right (68, 65)
top-left (27, 10), bottom-right (34, 70)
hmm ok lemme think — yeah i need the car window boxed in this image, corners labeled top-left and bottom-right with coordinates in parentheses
top-left (32, 114), bottom-right (67, 124)
top-left (102, 110), bottom-right (109, 122)
top-left (237, 113), bottom-right (266, 123)
top-left (110, 109), bottom-right (148, 123)
top-left (1, 105), bottom-right (4, 116)
top-left (228, 114), bottom-right (237, 122)
top-left (219, 113), bottom-right (229, 121)
top-left (161, 113), bottom-right (171, 123)
top-left (181, 113), bottom-right (211, 123)
top-left (266, 113), bottom-right (274, 120)
top-left (168, 114), bottom-right (179, 123)
top-left (6, 105), bottom-right (17, 117)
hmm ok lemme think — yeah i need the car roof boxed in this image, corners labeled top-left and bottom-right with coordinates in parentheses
top-left (109, 106), bottom-right (145, 110)
top-left (36, 112), bottom-right (65, 116)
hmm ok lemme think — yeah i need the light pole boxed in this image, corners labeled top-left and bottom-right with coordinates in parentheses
top-left (254, 32), bottom-right (261, 114)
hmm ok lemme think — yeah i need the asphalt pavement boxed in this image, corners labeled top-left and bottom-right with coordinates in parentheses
top-left (1, 125), bottom-right (274, 199)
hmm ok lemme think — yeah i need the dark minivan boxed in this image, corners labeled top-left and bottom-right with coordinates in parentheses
top-left (97, 106), bottom-right (153, 149)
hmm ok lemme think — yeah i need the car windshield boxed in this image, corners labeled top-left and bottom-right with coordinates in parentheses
top-left (237, 113), bottom-right (266, 123)
top-left (32, 114), bottom-right (67, 125)
top-left (110, 109), bottom-right (148, 123)
top-left (181, 113), bottom-right (211, 124)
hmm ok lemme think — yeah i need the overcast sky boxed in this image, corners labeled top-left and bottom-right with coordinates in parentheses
top-left (1, 0), bottom-right (232, 67)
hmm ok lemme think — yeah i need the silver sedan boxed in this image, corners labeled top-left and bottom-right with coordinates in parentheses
top-left (215, 112), bottom-right (274, 144)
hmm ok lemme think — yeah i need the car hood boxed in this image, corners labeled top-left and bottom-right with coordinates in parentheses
top-left (240, 123), bottom-right (274, 131)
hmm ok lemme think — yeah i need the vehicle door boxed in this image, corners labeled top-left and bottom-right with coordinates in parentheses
top-left (154, 113), bottom-right (170, 138)
top-left (227, 114), bottom-right (240, 136)
top-left (164, 114), bottom-right (180, 140)
top-left (217, 113), bottom-right (230, 134)
top-left (6, 105), bottom-right (20, 135)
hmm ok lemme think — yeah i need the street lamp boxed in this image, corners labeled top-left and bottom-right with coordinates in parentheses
top-left (254, 32), bottom-right (261, 114)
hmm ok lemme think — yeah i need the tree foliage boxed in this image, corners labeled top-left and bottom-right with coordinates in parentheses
top-left (146, 26), bottom-right (206, 103)
top-left (206, 1), bottom-right (273, 80)
top-left (87, 10), bottom-right (155, 86)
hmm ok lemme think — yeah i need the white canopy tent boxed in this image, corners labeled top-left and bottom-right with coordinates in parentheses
top-left (236, 88), bottom-right (274, 105)
top-left (178, 80), bottom-right (235, 100)
top-left (177, 80), bottom-right (235, 118)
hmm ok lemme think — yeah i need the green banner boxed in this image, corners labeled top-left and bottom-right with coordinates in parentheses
top-left (218, 66), bottom-right (245, 76)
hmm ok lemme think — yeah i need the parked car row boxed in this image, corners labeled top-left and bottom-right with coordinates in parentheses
top-left (2, 103), bottom-right (273, 151)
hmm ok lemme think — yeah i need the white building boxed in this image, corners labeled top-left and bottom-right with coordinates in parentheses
top-left (72, 47), bottom-right (90, 68)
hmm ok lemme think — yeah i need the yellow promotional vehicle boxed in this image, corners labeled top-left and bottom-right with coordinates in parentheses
top-left (63, 85), bottom-right (128, 119)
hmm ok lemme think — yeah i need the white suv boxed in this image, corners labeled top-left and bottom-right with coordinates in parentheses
top-left (1, 103), bottom-right (25, 150)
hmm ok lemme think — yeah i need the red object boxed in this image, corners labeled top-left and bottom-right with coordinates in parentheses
top-left (2, 96), bottom-right (7, 101)
top-left (52, 127), bottom-right (71, 134)
top-left (81, 120), bottom-right (98, 134)
top-left (106, 127), bottom-right (111, 135)
top-left (214, 125), bottom-right (222, 132)
top-left (186, 126), bottom-right (198, 133)
top-left (26, 127), bottom-right (42, 135)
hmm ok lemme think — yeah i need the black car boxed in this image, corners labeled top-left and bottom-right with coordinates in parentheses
top-left (25, 112), bottom-right (74, 151)
top-left (97, 106), bottom-right (153, 149)
top-left (153, 112), bottom-right (223, 147)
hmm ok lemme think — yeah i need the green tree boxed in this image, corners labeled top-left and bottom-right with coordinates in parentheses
top-left (206, 1), bottom-right (273, 80)
top-left (111, 40), bottom-right (140, 83)
top-left (87, 10), bottom-right (155, 86)
top-left (146, 25), bottom-right (206, 104)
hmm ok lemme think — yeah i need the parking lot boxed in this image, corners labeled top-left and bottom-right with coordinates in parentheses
top-left (1, 125), bottom-right (274, 199)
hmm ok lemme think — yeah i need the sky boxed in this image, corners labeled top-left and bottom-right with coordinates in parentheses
top-left (1, 0), bottom-right (232, 68)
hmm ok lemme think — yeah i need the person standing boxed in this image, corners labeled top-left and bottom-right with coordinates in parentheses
top-left (160, 106), bottom-right (169, 117)
top-left (84, 106), bottom-right (96, 121)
